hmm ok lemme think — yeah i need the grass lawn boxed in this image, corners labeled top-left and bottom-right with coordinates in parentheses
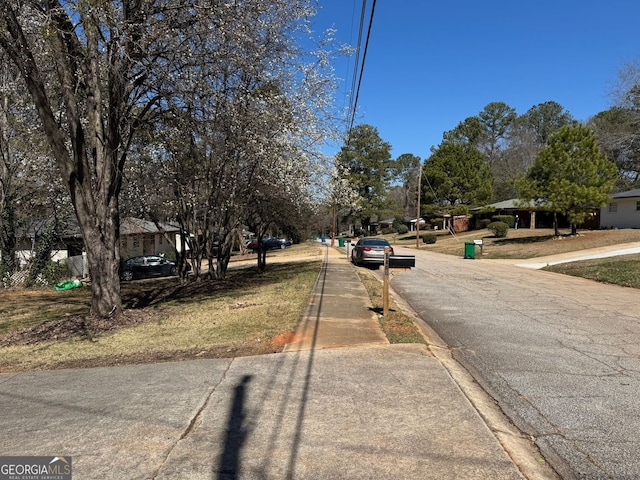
top-left (543, 253), bottom-right (640, 289)
top-left (0, 241), bottom-right (424, 373)
top-left (0, 244), bottom-right (324, 372)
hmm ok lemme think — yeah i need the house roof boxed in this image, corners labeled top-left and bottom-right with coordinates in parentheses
top-left (491, 199), bottom-right (542, 209)
top-left (120, 218), bottom-right (180, 235)
top-left (19, 216), bottom-right (179, 241)
top-left (18, 215), bottom-right (82, 239)
top-left (612, 189), bottom-right (640, 199)
top-left (471, 199), bottom-right (541, 211)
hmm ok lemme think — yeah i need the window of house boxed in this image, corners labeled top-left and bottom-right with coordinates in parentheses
top-left (121, 237), bottom-right (127, 248)
top-left (133, 236), bottom-right (139, 248)
top-left (636, 201), bottom-right (640, 211)
top-left (150, 235), bottom-right (155, 246)
top-left (158, 235), bottom-right (163, 245)
top-left (608, 203), bottom-right (618, 213)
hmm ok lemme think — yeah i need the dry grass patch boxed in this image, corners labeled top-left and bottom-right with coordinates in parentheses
top-left (355, 268), bottom-right (425, 345)
top-left (0, 287), bottom-right (90, 336)
top-left (0, 259), bottom-right (321, 372)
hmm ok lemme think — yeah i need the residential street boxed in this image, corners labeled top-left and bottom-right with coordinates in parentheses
top-left (389, 245), bottom-right (640, 480)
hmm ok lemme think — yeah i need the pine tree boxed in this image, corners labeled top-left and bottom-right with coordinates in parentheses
top-left (518, 124), bottom-right (618, 235)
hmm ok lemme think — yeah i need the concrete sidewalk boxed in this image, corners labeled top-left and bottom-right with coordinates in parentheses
top-left (0, 245), bottom-right (541, 479)
top-left (511, 241), bottom-right (640, 269)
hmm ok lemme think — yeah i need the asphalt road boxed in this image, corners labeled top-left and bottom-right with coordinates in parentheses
top-left (389, 245), bottom-right (640, 480)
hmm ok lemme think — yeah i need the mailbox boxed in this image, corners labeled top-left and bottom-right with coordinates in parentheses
top-left (388, 255), bottom-right (415, 269)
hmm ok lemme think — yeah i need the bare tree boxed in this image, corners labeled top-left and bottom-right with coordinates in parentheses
top-left (591, 59), bottom-right (640, 190)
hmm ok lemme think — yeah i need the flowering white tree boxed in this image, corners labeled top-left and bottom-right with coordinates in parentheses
top-left (121, 1), bottom-right (345, 278)
top-left (325, 163), bottom-right (361, 245)
top-left (1, 0), bottom-right (345, 310)
top-left (0, 52), bottom-right (68, 282)
top-left (0, 0), bottom-right (203, 315)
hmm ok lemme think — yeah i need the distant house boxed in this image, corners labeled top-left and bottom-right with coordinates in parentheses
top-left (119, 218), bottom-right (183, 259)
top-left (600, 189), bottom-right (640, 229)
top-left (472, 199), bottom-right (584, 229)
top-left (374, 216), bottom-right (427, 232)
top-left (14, 217), bottom-right (84, 270)
top-left (408, 217), bottom-right (425, 231)
top-left (13, 217), bottom-right (185, 277)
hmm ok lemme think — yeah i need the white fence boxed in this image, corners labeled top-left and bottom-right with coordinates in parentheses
top-left (64, 254), bottom-right (88, 278)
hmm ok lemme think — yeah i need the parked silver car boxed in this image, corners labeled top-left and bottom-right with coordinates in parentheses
top-left (351, 238), bottom-right (394, 266)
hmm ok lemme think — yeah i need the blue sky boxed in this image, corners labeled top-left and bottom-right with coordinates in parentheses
top-left (313, 0), bottom-right (640, 160)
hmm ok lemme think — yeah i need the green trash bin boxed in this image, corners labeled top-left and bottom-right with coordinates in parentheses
top-left (338, 237), bottom-right (345, 248)
top-left (464, 242), bottom-right (475, 259)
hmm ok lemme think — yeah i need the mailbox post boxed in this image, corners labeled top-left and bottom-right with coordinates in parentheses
top-left (383, 247), bottom-right (390, 316)
top-left (382, 249), bottom-right (416, 317)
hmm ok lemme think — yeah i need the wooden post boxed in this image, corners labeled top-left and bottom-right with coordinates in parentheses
top-left (383, 247), bottom-right (390, 316)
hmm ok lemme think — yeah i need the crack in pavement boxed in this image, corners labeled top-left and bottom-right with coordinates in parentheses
top-left (151, 359), bottom-right (234, 479)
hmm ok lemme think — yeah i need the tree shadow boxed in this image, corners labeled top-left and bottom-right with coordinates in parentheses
top-left (491, 234), bottom-right (556, 246)
top-left (122, 261), bottom-right (316, 310)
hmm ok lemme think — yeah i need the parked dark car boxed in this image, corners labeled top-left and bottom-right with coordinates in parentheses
top-left (351, 238), bottom-right (394, 266)
top-left (120, 255), bottom-right (188, 281)
top-left (247, 238), bottom-right (289, 252)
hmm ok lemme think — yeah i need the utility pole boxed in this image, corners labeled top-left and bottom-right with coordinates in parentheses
top-left (415, 162), bottom-right (422, 248)
top-left (331, 203), bottom-right (336, 247)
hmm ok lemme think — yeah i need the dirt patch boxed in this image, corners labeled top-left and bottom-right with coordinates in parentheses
top-left (271, 332), bottom-right (298, 347)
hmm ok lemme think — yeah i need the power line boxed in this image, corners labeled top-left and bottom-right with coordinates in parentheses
top-left (346, 0), bottom-right (367, 132)
top-left (346, 0), bottom-right (376, 142)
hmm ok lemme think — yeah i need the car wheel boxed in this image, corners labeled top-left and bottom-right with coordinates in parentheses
top-left (170, 266), bottom-right (178, 276)
top-left (122, 270), bottom-right (133, 282)
top-left (280, 243), bottom-right (285, 249)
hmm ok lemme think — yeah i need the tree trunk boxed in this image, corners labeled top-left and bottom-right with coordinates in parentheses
top-left (553, 212), bottom-right (559, 237)
top-left (74, 185), bottom-right (122, 317)
top-left (257, 247), bottom-right (267, 272)
top-left (82, 221), bottom-right (122, 316)
top-left (0, 4), bottom-right (125, 317)
top-left (0, 81), bottom-right (16, 276)
top-left (0, 201), bottom-right (16, 276)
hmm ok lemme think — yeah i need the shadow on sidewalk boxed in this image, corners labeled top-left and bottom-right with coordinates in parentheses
top-left (212, 246), bottom-right (330, 479)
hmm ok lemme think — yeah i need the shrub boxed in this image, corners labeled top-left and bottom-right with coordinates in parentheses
top-left (476, 218), bottom-right (491, 230)
top-left (392, 217), bottom-right (406, 232)
top-left (397, 224), bottom-right (409, 234)
top-left (488, 221), bottom-right (509, 238)
top-left (382, 227), bottom-right (396, 235)
top-left (422, 233), bottom-right (437, 244)
top-left (492, 215), bottom-right (515, 228)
